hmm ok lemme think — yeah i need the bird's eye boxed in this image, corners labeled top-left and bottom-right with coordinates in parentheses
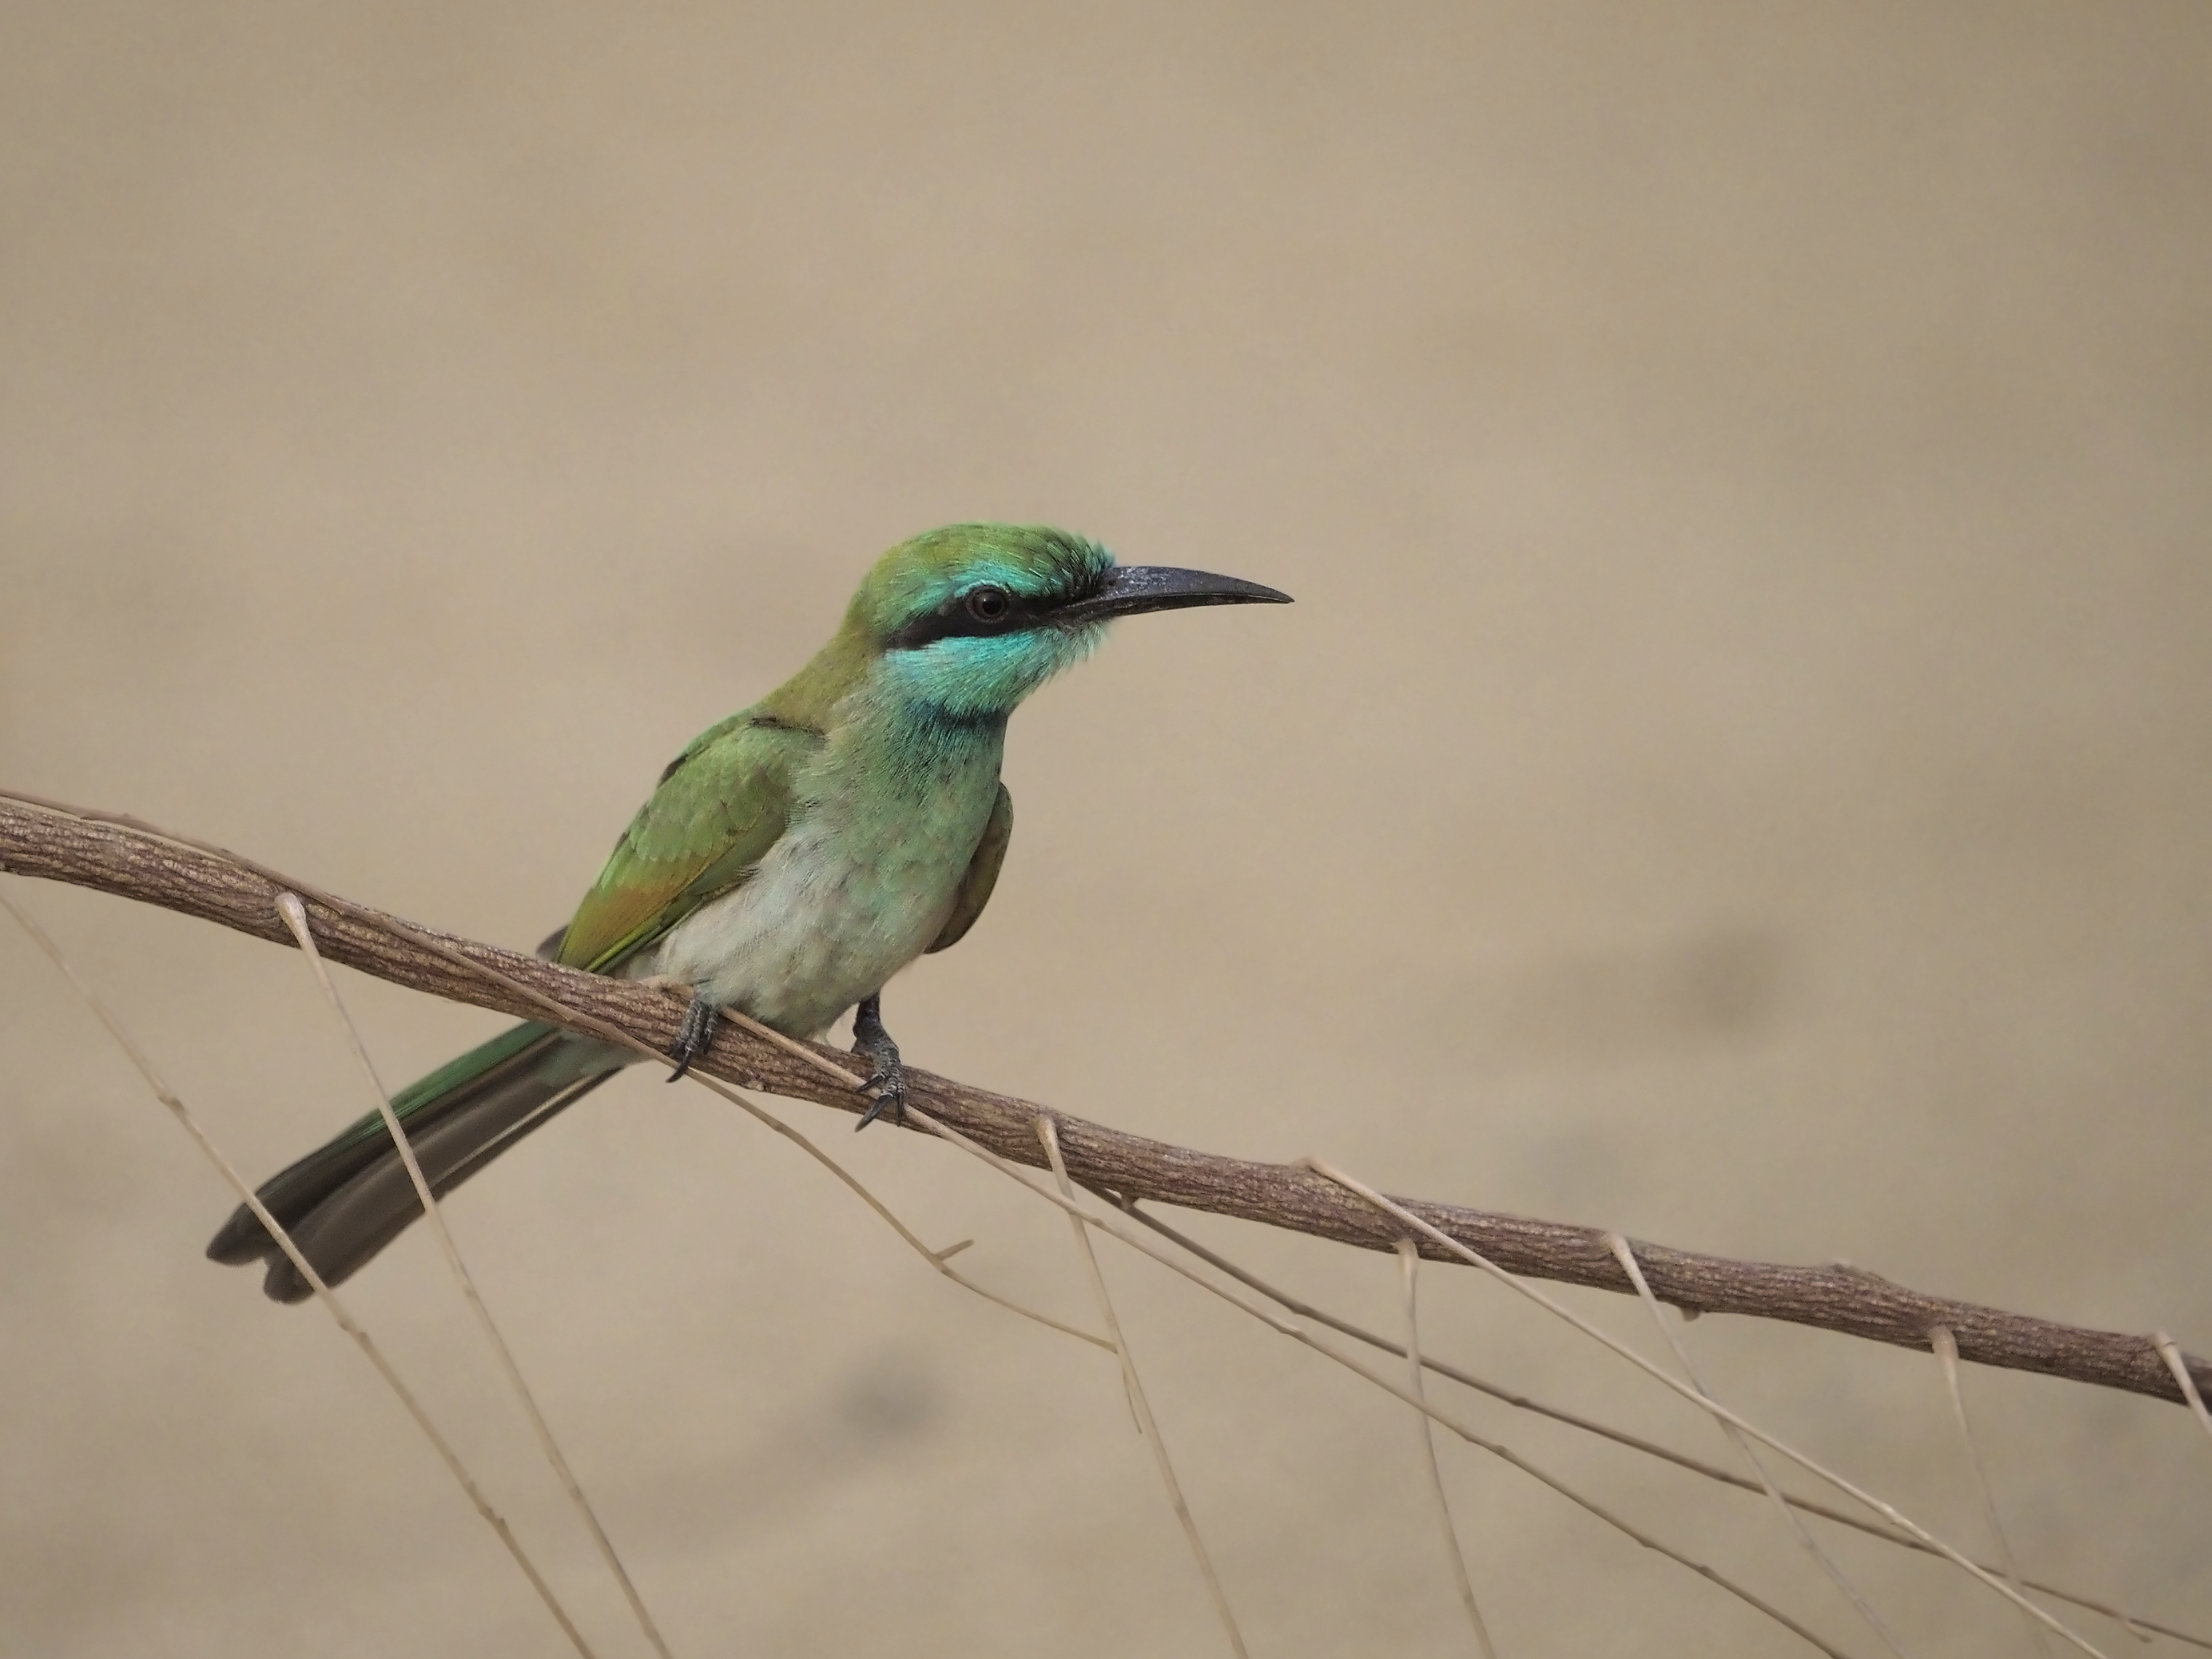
top-left (965, 585), bottom-right (1011, 623)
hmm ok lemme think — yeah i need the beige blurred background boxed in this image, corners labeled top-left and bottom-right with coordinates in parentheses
top-left (3, 3), bottom-right (2209, 1654)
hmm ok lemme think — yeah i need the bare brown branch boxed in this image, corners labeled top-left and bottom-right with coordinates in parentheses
top-left (2, 790), bottom-right (2203, 1407)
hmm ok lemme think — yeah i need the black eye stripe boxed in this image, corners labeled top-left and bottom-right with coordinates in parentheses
top-left (891, 586), bottom-right (1043, 649)
top-left (885, 570), bottom-right (1111, 651)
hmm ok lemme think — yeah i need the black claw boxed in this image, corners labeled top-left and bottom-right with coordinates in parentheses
top-left (667, 991), bottom-right (719, 1083)
top-left (851, 992), bottom-right (907, 1129)
top-left (853, 1064), bottom-right (906, 1130)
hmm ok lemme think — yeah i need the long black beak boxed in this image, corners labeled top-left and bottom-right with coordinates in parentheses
top-left (1057, 565), bottom-right (1292, 626)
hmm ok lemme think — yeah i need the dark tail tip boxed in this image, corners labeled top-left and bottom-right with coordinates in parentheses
top-left (206, 1205), bottom-right (312, 1300)
top-left (261, 1257), bottom-right (316, 1304)
top-left (206, 1205), bottom-right (273, 1266)
top-left (204, 1023), bottom-right (616, 1305)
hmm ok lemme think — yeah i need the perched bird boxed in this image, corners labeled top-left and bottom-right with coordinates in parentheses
top-left (208, 524), bottom-right (1289, 1301)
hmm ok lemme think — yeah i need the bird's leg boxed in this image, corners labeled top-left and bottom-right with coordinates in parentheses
top-left (852, 992), bottom-right (906, 1129)
top-left (665, 990), bottom-right (720, 1083)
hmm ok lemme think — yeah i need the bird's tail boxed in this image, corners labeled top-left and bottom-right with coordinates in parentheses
top-left (207, 1022), bottom-right (632, 1302)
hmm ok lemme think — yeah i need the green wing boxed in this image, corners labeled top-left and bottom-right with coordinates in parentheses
top-left (552, 713), bottom-right (818, 974)
top-left (927, 783), bottom-right (1013, 954)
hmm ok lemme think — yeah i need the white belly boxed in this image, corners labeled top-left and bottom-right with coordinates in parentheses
top-left (628, 736), bottom-right (1002, 1038)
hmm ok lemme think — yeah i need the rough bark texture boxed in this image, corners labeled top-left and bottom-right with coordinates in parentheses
top-left (3, 792), bottom-right (2204, 1406)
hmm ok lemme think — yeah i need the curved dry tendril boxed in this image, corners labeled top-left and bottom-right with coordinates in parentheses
top-left (1307, 1160), bottom-right (2108, 1659)
top-left (896, 1101), bottom-right (1858, 1657)
top-left (275, 893), bottom-right (675, 1659)
top-left (0, 891), bottom-right (602, 1659)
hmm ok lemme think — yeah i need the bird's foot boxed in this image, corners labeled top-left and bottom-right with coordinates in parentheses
top-left (666, 990), bottom-right (719, 1083)
top-left (852, 992), bottom-right (906, 1130)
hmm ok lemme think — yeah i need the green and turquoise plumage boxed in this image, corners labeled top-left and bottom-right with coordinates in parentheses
top-left (209, 524), bottom-right (1288, 1301)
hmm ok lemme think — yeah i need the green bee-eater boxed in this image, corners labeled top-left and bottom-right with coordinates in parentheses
top-left (208, 524), bottom-right (1289, 1301)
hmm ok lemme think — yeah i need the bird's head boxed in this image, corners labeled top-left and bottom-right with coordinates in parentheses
top-left (848, 524), bottom-right (1290, 722)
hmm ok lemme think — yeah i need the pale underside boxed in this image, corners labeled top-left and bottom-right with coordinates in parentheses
top-left (624, 713), bottom-right (1008, 1039)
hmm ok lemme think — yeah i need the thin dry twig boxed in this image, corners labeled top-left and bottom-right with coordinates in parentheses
top-left (1310, 1159), bottom-right (2109, 1659)
top-left (1397, 1239), bottom-right (1500, 1658)
top-left (275, 892), bottom-right (675, 1659)
top-left (1100, 1196), bottom-right (2204, 1652)
top-left (904, 1101), bottom-right (1854, 1658)
top-left (676, 1068), bottom-right (1112, 1353)
top-left (480, 951), bottom-right (1115, 1355)
top-left (1932, 1326), bottom-right (2055, 1659)
top-left (3, 790), bottom-right (2203, 1406)
top-left (1611, 1234), bottom-right (1910, 1658)
top-left (0, 890), bottom-right (600, 1659)
top-left (1038, 1117), bottom-right (1249, 1658)
top-left (2154, 1333), bottom-right (2212, 1451)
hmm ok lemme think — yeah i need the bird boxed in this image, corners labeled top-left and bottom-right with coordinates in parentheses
top-left (207, 523), bottom-right (1290, 1302)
